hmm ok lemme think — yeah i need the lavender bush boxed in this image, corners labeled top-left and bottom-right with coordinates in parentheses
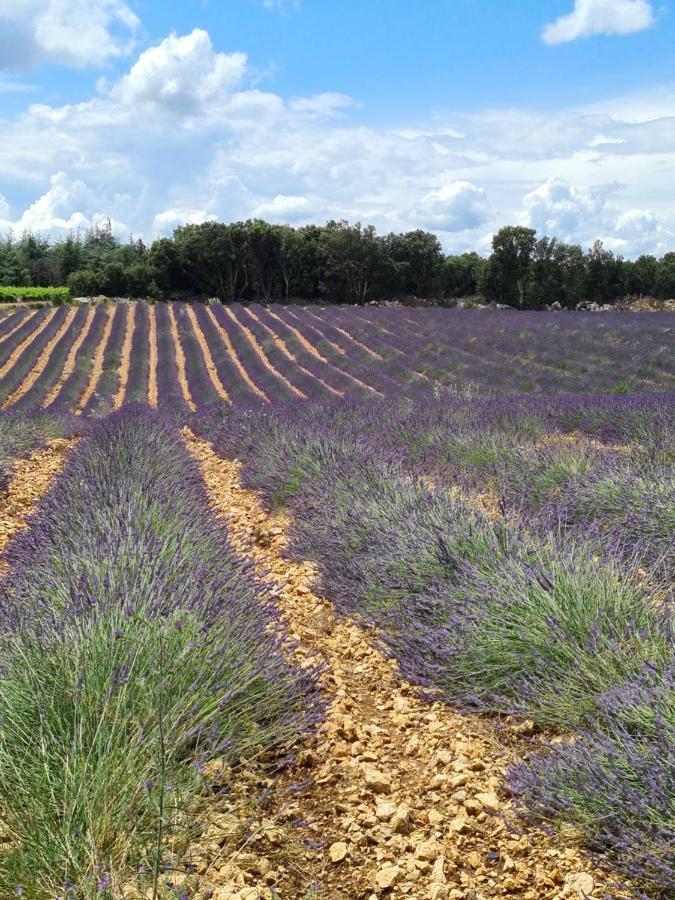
top-left (510, 663), bottom-right (675, 895)
top-left (0, 406), bottom-right (320, 896)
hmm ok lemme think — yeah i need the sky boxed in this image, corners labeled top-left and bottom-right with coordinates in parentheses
top-left (0, 0), bottom-right (674, 256)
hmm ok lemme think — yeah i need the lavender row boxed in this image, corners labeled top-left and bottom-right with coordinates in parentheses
top-left (0, 406), bottom-right (320, 895)
top-left (0, 306), bottom-right (70, 406)
top-left (192, 303), bottom-right (266, 407)
top-left (228, 303), bottom-right (328, 401)
top-left (0, 307), bottom-right (29, 340)
top-left (81, 303), bottom-right (127, 416)
top-left (199, 393), bottom-right (673, 893)
top-left (123, 301), bottom-right (151, 405)
top-left (0, 309), bottom-right (48, 368)
top-left (174, 302), bottom-right (225, 409)
top-left (11, 308), bottom-right (88, 411)
top-left (210, 304), bottom-right (300, 404)
top-left (154, 302), bottom-right (191, 417)
top-left (279, 306), bottom-right (402, 397)
top-left (47, 306), bottom-right (110, 412)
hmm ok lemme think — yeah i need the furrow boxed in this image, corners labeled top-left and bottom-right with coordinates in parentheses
top-left (147, 303), bottom-right (158, 408)
top-left (266, 307), bottom-right (384, 397)
top-left (167, 303), bottom-right (196, 412)
top-left (186, 432), bottom-right (617, 900)
top-left (42, 306), bottom-right (96, 408)
top-left (0, 310), bottom-right (33, 344)
top-left (75, 305), bottom-right (116, 413)
top-left (286, 306), bottom-right (347, 355)
top-left (244, 307), bottom-right (343, 397)
top-left (112, 303), bottom-right (136, 410)
top-left (0, 309), bottom-right (57, 380)
top-left (205, 307), bottom-right (269, 402)
top-left (0, 438), bottom-right (75, 572)
top-left (184, 305), bottom-right (232, 404)
top-left (308, 309), bottom-right (384, 359)
top-left (224, 306), bottom-right (308, 400)
top-left (2, 309), bottom-right (77, 409)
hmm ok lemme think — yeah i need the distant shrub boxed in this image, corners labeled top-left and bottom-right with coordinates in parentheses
top-left (0, 286), bottom-right (69, 303)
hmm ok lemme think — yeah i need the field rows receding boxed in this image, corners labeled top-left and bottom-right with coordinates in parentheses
top-left (0, 302), bottom-right (671, 414)
top-left (0, 305), bottom-right (672, 898)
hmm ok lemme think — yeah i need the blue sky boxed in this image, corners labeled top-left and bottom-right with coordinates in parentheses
top-left (1, 0), bottom-right (674, 255)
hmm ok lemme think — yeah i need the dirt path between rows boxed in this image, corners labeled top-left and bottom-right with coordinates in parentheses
top-left (185, 432), bottom-right (620, 900)
top-left (43, 306), bottom-right (96, 408)
top-left (168, 304), bottom-right (197, 412)
top-left (243, 307), bottom-right (343, 398)
top-left (0, 439), bottom-right (74, 568)
top-left (224, 307), bottom-right (308, 400)
top-left (148, 303), bottom-right (159, 408)
top-left (3, 308), bottom-right (78, 409)
top-left (185, 305), bottom-right (232, 404)
top-left (206, 308), bottom-right (270, 402)
top-left (76, 304), bottom-right (116, 413)
top-left (112, 302), bottom-right (136, 410)
top-left (0, 309), bottom-right (57, 381)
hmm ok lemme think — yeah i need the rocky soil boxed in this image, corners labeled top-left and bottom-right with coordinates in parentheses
top-left (184, 432), bottom-right (626, 900)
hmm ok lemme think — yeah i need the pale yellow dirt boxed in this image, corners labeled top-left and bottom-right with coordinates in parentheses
top-left (286, 307), bottom-right (348, 356)
top-left (224, 307), bottom-right (307, 400)
top-left (0, 439), bottom-right (74, 568)
top-left (2, 308), bottom-right (77, 409)
top-left (182, 432), bottom-right (621, 900)
top-left (265, 308), bottom-right (384, 398)
top-left (43, 306), bottom-right (96, 408)
top-left (112, 302), bottom-right (136, 410)
top-left (206, 307), bottom-right (269, 402)
top-left (168, 304), bottom-right (197, 412)
top-left (243, 307), bottom-right (342, 397)
top-left (306, 309), bottom-right (384, 360)
top-left (185, 305), bottom-right (232, 404)
top-left (0, 311), bottom-right (36, 345)
top-left (0, 309), bottom-right (57, 380)
top-left (75, 304), bottom-right (116, 413)
top-left (147, 303), bottom-right (159, 408)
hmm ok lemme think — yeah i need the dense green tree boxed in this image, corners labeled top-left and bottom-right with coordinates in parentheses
top-left (442, 252), bottom-right (487, 298)
top-left (386, 230), bottom-right (444, 297)
top-left (483, 226), bottom-right (537, 307)
top-left (2, 215), bottom-right (675, 307)
top-left (319, 221), bottom-right (385, 304)
top-left (584, 241), bottom-right (626, 304)
top-left (625, 254), bottom-right (659, 296)
top-left (246, 219), bottom-right (281, 302)
top-left (655, 252), bottom-right (675, 299)
top-left (67, 268), bottom-right (101, 296)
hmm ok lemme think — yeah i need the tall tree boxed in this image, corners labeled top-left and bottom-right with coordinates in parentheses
top-left (483, 226), bottom-right (536, 307)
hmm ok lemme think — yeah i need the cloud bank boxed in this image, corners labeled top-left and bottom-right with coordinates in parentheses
top-left (0, 27), bottom-right (673, 257)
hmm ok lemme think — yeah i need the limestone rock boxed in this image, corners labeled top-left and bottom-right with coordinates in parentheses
top-left (364, 765), bottom-right (392, 794)
top-left (375, 864), bottom-right (402, 890)
top-left (329, 841), bottom-right (348, 863)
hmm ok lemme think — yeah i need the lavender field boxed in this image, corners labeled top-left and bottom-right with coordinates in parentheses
top-left (0, 302), bottom-right (672, 898)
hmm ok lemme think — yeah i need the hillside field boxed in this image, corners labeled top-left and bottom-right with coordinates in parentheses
top-left (0, 302), bottom-right (672, 899)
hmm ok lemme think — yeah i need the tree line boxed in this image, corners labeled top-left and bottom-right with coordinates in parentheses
top-left (1, 219), bottom-right (674, 308)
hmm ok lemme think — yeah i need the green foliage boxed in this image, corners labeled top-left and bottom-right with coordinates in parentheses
top-left (3, 215), bottom-right (675, 306)
top-left (0, 285), bottom-right (69, 302)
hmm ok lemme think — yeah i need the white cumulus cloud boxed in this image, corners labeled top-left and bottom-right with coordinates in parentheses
top-left (1, 28), bottom-right (675, 256)
top-left (415, 182), bottom-right (490, 233)
top-left (109, 30), bottom-right (247, 115)
top-left (8, 171), bottom-right (128, 236)
top-left (0, 0), bottom-right (139, 69)
top-left (542, 0), bottom-right (654, 44)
